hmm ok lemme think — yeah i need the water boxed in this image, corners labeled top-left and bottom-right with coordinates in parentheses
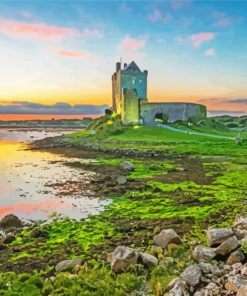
top-left (0, 129), bottom-right (109, 222)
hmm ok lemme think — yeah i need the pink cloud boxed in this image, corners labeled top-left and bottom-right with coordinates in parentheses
top-left (171, 0), bottom-right (190, 10)
top-left (205, 48), bottom-right (215, 57)
top-left (213, 18), bottom-right (232, 27)
top-left (148, 9), bottom-right (173, 23)
top-left (82, 28), bottom-right (103, 38)
top-left (55, 49), bottom-right (96, 61)
top-left (118, 35), bottom-right (146, 52)
top-left (187, 32), bottom-right (216, 48)
top-left (0, 19), bottom-right (78, 40)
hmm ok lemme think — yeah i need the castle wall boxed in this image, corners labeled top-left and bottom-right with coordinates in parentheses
top-left (122, 89), bottom-right (139, 124)
top-left (140, 102), bottom-right (207, 125)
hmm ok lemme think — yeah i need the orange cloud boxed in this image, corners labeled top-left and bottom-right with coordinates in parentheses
top-left (187, 32), bottom-right (215, 48)
top-left (0, 18), bottom-right (78, 39)
top-left (118, 35), bottom-right (146, 52)
top-left (55, 49), bottom-right (96, 61)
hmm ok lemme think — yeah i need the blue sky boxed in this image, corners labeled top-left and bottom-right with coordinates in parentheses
top-left (0, 0), bottom-right (246, 113)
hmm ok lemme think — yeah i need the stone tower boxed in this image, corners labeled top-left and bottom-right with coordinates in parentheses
top-left (112, 61), bottom-right (148, 123)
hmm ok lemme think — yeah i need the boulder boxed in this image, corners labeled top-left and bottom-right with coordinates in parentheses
top-left (237, 285), bottom-right (247, 296)
top-left (207, 228), bottom-right (233, 247)
top-left (241, 265), bottom-right (247, 277)
top-left (225, 276), bottom-right (247, 292)
top-left (192, 245), bottom-right (216, 261)
top-left (233, 216), bottom-right (247, 230)
top-left (55, 258), bottom-right (82, 272)
top-left (198, 262), bottom-right (214, 274)
top-left (109, 246), bottom-right (139, 273)
top-left (215, 235), bottom-right (239, 256)
top-left (227, 250), bottom-right (245, 265)
top-left (153, 229), bottom-right (181, 249)
top-left (164, 279), bottom-right (189, 296)
top-left (116, 176), bottom-right (127, 185)
top-left (139, 252), bottom-right (158, 267)
top-left (0, 214), bottom-right (22, 229)
top-left (121, 161), bottom-right (135, 172)
top-left (181, 264), bottom-right (202, 286)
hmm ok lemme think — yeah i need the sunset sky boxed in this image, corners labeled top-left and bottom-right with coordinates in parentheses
top-left (0, 0), bottom-right (247, 114)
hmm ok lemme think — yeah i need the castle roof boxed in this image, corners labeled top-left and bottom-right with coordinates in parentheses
top-left (124, 61), bottom-right (141, 72)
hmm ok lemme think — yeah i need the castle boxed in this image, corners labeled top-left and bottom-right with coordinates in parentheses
top-left (112, 61), bottom-right (207, 125)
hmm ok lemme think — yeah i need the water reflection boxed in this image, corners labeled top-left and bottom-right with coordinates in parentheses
top-left (0, 129), bottom-right (109, 221)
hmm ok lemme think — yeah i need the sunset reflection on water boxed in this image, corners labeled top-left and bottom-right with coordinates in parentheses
top-left (0, 130), bottom-right (109, 221)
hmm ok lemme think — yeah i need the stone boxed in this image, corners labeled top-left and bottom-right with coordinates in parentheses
top-left (233, 216), bottom-right (247, 230)
top-left (0, 214), bottom-right (22, 229)
top-left (207, 228), bottom-right (234, 247)
top-left (192, 245), bottom-right (216, 261)
top-left (30, 228), bottom-right (48, 238)
top-left (139, 252), bottom-right (158, 267)
top-left (55, 258), bottom-right (82, 272)
top-left (198, 262), bottom-right (214, 274)
top-left (181, 264), bottom-right (201, 286)
top-left (241, 265), bottom-right (247, 277)
top-left (153, 229), bottom-right (180, 249)
top-left (225, 276), bottom-right (247, 292)
top-left (237, 285), bottom-right (247, 296)
top-left (227, 250), bottom-right (245, 265)
top-left (116, 176), bottom-right (127, 185)
top-left (164, 280), bottom-right (189, 296)
top-left (2, 234), bottom-right (15, 244)
top-left (121, 161), bottom-right (135, 172)
top-left (215, 235), bottom-right (239, 256)
top-left (232, 216), bottom-right (247, 238)
top-left (109, 246), bottom-right (139, 273)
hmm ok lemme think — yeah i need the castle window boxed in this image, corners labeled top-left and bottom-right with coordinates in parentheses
top-left (132, 79), bottom-right (135, 84)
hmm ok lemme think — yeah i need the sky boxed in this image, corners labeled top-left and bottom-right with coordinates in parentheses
top-left (0, 0), bottom-right (247, 115)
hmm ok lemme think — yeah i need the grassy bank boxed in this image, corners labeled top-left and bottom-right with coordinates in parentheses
top-left (1, 115), bottom-right (247, 295)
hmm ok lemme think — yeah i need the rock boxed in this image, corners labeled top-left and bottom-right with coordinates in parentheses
top-left (192, 245), bottom-right (216, 261)
top-left (164, 279), bottom-right (189, 296)
top-left (153, 229), bottom-right (181, 249)
top-left (241, 265), bottom-right (247, 277)
top-left (109, 246), bottom-right (139, 273)
top-left (181, 264), bottom-right (201, 286)
top-left (0, 214), bottom-right (22, 229)
top-left (237, 285), bottom-right (247, 296)
top-left (227, 250), bottom-right (245, 265)
top-left (207, 228), bottom-right (234, 247)
top-left (121, 161), bottom-right (135, 172)
top-left (2, 234), bottom-right (15, 244)
top-left (55, 258), bottom-right (82, 272)
top-left (30, 228), bottom-right (48, 238)
top-left (215, 235), bottom-right (239, 256)
top-left (225, 276), bottom-right (247, 292)
top-left (116, 176), bottom-right (127, 185)
top-left (139, 252), bottom-right (158, 267)
top-left (166, 278), bottom-right (181, 290)
top-left (198, 262), bottom-right (214, 274)
top-left (233, 216), bottom-right (247, 238)
top-left (0, 243), bottom-right (7, 251)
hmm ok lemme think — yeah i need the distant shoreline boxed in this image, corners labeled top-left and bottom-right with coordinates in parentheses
top-left (0, 114), bottom-right (101, 121)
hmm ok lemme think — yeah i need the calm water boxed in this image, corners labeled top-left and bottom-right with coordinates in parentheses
top-left (0, 129), bottom-right (109, 222)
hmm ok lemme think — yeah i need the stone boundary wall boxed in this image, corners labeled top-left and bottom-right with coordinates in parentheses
top-left (140, 102), bottom-right (207, 124)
